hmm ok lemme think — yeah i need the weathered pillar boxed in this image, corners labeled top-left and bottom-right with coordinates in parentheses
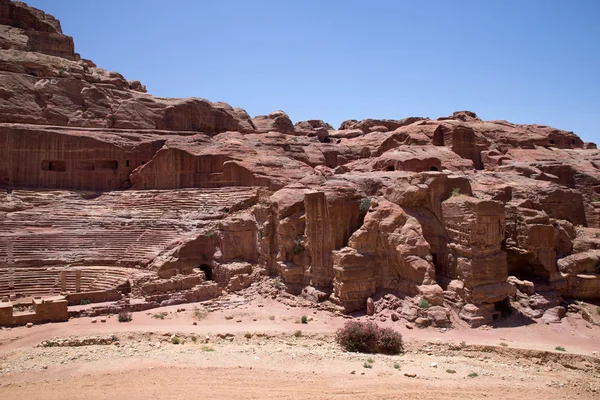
top-left (61, 270), bottom-right (67, 292)
top-left (75, 270), bottom-right (81, 293)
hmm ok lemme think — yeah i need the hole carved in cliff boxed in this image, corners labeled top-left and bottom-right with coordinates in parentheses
top-left (199, 264), bottom-right (213, 281)
top-left (41, 160), bottom-right (66, 172)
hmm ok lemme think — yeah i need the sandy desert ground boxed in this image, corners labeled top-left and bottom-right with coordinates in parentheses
top-left (1, 293), bottom-right (599, 400)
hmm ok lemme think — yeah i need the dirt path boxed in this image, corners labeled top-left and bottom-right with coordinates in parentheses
top-left (1, 295), bottom-right (599, 399)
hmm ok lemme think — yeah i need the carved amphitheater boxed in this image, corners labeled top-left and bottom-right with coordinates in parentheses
top-left (0, 0), bottom-right (599, 329)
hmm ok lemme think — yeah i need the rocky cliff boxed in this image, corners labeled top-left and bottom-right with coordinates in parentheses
top-left (1, 0), bottom-right (599, 327)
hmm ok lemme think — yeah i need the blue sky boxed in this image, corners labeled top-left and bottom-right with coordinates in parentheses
top-left (27, 0), bottom-right (599, 142)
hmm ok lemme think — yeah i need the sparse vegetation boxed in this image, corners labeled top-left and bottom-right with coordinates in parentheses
top-left (272, 277), bottom-right (282, 289)
top-left (117, 311), bottom-right (132, 323)
top-left (293, 236), bottom-right (303, 255)
top-left (152, 312), bottom-right (168, 320)
top-left (446, 369), bottom-right (456, 374)
top-left (268, 315), bottom-right (276, 321)
top-left (451, 187), bottom-right (461, 197)
top-left (499, 342), bottom-right (508, 347)
top-left (201, 345), bottom-right (215, 352)
top-left (191, 335), bottom-right (197, 342)
top-left (363, 362), bottom-right (372, 369)
top-left (193, 307), bottom-right (207, 321)
top-left (301, 315), bottom-right (308, 324)
top-left (244, 332), bottom-right (253, 339)
top-left (293, 330), bottom-right (302, 338)
top-left (359, 197), bottom-right (371, 213)
top-left (555, 346), bottom-right (566, 352)
top-left (467, 372), bottom-right (479, 378)
top-left (111, 334), bottom-right (119, 342)
top-left (80, 298), bottom-right (91, 305)
top-left (207, 231), bottom-right (215, 239)
top-left (418, 299), bottom-right (430, 309)
top-left (366, 357), bottom-right (374, 364)
top-left (393, 362), bottom-right (400, 369)
top-left (336, 321), bottom-right (403, 355)
top-left (171, 336), bottom-right (181, 345)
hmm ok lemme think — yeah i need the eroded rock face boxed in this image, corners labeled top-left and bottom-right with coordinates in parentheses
top-left (1, 2), bottom-right (600, 328)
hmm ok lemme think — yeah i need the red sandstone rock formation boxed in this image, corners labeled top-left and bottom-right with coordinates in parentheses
top-left (1, 1), bottom-right (600, 327)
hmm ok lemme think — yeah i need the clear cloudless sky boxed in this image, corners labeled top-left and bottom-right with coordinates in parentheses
top-left (26, 0), bottom-right (599, 142)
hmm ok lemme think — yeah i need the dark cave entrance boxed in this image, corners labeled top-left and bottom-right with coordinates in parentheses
top-left (386, 165), bottom-right (395, 171)
top-left (199, 264), bottom-right (213, 281)
top-left (429, 166), bottom-right (439, 171)
top-left (493, 298), bottom-right (512, 319)
top-left (508, 257), bottom-right (550, 283)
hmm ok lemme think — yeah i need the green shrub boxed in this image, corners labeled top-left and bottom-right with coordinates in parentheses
top-left (272, 277), bottom-right (282, 289)
top-left (446, 369), bottom-right (456, 374)
top-left (207, 231), bottom-right (215, 239)
top-left (301, 315), bottom-right (308, 324)
top-left (418, 299), bottom-right (430, 309)
top-left (171, 336), bottom-right (181, 345)
top-left (80, 299), bottom-right (91, 305)
top-left (363, 362), bottom-right (372, 369)
top-left (294, 330), bottom-right (302, 338)
top-left (393, 363), bottom-right (400, 369)
top-left (111, 334), bottom-right (119, 342)
top-left (499, 342), bottom-right (508, 347)
top-left (336, 321), bottom-right (403, 355)
top-left (467, 372), bottom-right (478, 378)
top-left (152, 312), bottom-right (168, 320)
top-left (359, 198), bottom-right (371, 213)
top-left (118, 311), bottom-right (132, 323)
top-left (451, 188), bottom-right (461, 197)
top-left (555, 346), bottom-right (566, 352)
top-left (293, 237), bottom-right (303, 255)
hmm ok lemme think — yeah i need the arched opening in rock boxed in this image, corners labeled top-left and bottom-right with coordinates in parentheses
top-left (430, 166), bottom-right (439, 171)
top-left (493, 298), bottom-right (512, 319)
top-left (507, 256), bottom-right (550, 283)
top-left (199, 264), bottom-right (213, 281)
top-left (571, 139), bottom-right (575, 145)
top-left (549, 140), bottom-right (555, 145)
top-left (432, 125), bottom-right (445, 146)
top-left (386, 165), bottom-right (395, 171)
top-left (322, 136), bottom-right (331, 143)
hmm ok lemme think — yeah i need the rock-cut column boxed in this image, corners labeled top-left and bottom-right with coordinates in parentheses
top-left (305, 191), bottom-right (333, 287)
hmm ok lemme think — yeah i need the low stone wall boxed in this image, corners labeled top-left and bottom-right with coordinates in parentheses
top-left (66, 289), bottom-right (123, 306)
top-left (0, 296), bottom-right (68, 326)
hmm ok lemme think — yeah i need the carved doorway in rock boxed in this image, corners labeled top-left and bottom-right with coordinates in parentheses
top-left (199, 264), bottom-right (213, 281)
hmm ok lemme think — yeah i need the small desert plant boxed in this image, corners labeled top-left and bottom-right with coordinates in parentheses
top-left (393, 363), bottom-right (400, 370)
top-left (269, 315), bottom-right (276, 321)
top-left (363, 362), bottom-right (372, 369)
top-left (171, 336), bottom-right (181, 345)
top-left (451, 187), bottom-right (461, 197)
top-left (366, 357), bottom-right (374, 364)
top-left (272, 277), bottom-right (282, 289)
top-left (191, 335), bottom-right (198, 343)
top-left (201, 345), bottom-right (215, 352)
top-left (118, 311), bottom-right (132, 323)
top-left (245, 332), bottom-right (253, 339)
top-left (418, 299), bottom-right (430, 309)
top-left (359, 197), bottom-right (371, 213)
top-left (555, 346), bottom-right (566, 352)
top-left (294, 330), bottom-right (302, 338)
top-left (193, 307), bottom-right (207, 321)
top-left (80, 298), bottom-right (91, 305)
top-left (293, 236), bottom-right (303, 255)
top-left (499, 342), bottom-right (508, 347)
top-left (336, 321), bottom-right (403, 355)
top-left (111, 334), bottom-right (119, 342)
top-left (152, 312), bottom-right (168, 320)
top-left (467, 372), bottom-right (479, 378)
top-left (446, 369), bottom-right (456, 374)
top-left (301, 315), bottom-right (308, 324)
top-left (207, 231), bottom-right (215, 239)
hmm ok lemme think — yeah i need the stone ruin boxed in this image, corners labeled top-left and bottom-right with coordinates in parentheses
top-left (0, 0), bottom-right (599, 327)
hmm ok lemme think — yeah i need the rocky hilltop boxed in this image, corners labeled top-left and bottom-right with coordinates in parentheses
top-left (1, 0), bottom-right (599, 328)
